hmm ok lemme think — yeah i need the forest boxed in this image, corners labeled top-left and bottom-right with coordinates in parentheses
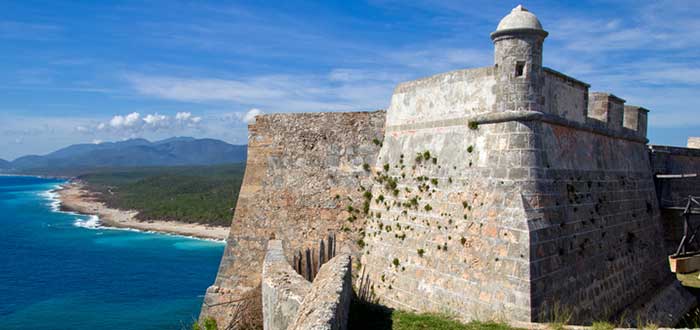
top-left (78, 163), bottom-right (245, 227)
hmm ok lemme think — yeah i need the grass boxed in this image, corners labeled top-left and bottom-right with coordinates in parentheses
top-left (348, 300), bottom-right (518, 330)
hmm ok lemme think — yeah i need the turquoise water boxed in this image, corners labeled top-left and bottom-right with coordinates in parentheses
top-left (0, 176), bottom-right (225, 330)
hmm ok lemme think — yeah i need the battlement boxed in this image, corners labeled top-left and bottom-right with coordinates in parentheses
top-left (624, 105), bottom-right (649, 137)
top-left (587, 92), bottom-right (625, 128)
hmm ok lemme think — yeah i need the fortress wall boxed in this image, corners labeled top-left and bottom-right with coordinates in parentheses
top-left (649, 145), bottom-right (700, 253)
top-left (530, 122), bottom-right (670, 322)
top-left (543, 69), bottom-right (588, 123)
top-left (386, 67), bottom-right (496, 127)
top-left (200, 111), bottom-right (385, 326)
top-left (360, 71), bottom-right (541, 321)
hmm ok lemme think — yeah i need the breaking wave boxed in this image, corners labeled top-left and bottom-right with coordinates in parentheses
top-left (73, 215), bottom-right (101, 229)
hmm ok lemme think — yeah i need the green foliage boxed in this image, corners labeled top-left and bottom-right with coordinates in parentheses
top-left (424, 204), bottom-right (433, 211)
top-left (348, 301), bottom-right (519, 330)
top-left (192, 317), bottom-right (218, 330)
top-left (417, 249), bottom-right (425, 257)
top-left (357, 239), bottom-right (366, 248)
top-left (384, 163), bottom-right (390, 172)
top-left (392, 311), bottom-right (514, 330)
top-left (468, 121), bottom-right (479, 130)
top-left (363, 163), bottom-right (371, 171)
top-left (372, 138), bottom-right (383, 146)
top-left (467, 145), bottom-right (474, 153)
top-left (392, 258), bottom-right (400, 267)
top-left (80, 164), bottom-right (245, 227)
top-left (591, 322), bottom-right (614, 330)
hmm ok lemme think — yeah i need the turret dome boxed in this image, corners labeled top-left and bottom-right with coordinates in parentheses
top-left (491, 5), bottom-right (548, 39)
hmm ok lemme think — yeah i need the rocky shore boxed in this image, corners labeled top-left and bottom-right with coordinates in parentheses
top-left (57, 181), bottom-right (230, 241)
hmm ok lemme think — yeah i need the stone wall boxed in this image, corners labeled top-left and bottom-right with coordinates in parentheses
top-left (360, 68), bottom-right (538, 320)
top-left (543, 68), bottom-right (589, 124)
top-left (200, 111), bottom-right (385, 327)
top-left (262, 239), bottom-right (353, 330)
top-left (688, 137), bottom-right (700, 149)
top-left (529, 122), bottom-right (672, 322)
top-left (386, 67), bottom-right (496, 127)
top-left (288, 253), bottom-right (353, 330)
top-left (262, 240), bottom-right (311, 330)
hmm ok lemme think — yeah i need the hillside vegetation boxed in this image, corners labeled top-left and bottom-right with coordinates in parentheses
top-left (79, 163), bottom-right (245, 227)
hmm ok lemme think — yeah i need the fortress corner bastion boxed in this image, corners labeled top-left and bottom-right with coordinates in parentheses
top-left (201, 5), bottom-right (699, 328)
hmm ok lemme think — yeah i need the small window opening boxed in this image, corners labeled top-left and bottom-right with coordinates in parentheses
top-left (515, 61), bottom-right (525, 77)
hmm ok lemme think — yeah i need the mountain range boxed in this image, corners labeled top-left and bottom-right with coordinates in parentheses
top-left (0, 137), bottom-right (247, 174)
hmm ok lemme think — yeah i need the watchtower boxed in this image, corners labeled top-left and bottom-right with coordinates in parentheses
top-left (491, 5), bottom-right (548, 113)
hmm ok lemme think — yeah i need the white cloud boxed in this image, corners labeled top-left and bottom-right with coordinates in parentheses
top-left (143, 113), bottom-right (168, 127)
top-left (175, 112), bottom-right (192, 120)
top-left (110, 112), bottom-right (141, 128)
top-left (242, 108), bottom-right (263, 123)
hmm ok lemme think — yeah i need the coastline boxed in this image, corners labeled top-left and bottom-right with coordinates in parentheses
top-left (55, 181), bottom-right (230, 242)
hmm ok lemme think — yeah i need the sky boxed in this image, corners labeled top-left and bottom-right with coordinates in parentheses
top-left (0, 0), bottom-right (698, 160)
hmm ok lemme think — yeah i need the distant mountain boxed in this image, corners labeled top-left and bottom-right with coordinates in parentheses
top-left (7, 137), bottom-right (247, 174)
top-left (0, 159), bottom-right (9, 170)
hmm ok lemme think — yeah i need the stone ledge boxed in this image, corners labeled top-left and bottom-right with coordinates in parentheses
top-left (262, 240), bottom-right (312, 330)
top-left (385, 110), bottom-right (647, 143)
top-left (288, 254), bottom-right (352, 330)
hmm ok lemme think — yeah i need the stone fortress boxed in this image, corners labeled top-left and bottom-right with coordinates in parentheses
top-left (200, 5), bottom-right (700, 328)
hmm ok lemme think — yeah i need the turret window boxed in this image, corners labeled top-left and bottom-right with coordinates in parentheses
top-left (515, 61), bottom-right (525, 77)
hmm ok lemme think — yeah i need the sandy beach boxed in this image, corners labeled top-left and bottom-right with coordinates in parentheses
top-left (56, 181), bottom-right (230, 241)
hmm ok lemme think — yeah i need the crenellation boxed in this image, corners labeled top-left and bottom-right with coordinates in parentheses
top-left (587, 92), bottom-right (626, 131)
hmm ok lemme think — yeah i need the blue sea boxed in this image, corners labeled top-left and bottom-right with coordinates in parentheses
top-left (0, 176), bottom-right (225, 330)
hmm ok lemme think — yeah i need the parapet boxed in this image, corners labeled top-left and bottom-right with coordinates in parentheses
top-left (689, 137), bottom-right (700, 149)
top-left (542, 68), bottom-right (589, 123)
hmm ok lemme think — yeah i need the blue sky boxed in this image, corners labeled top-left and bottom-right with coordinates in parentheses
top-left (1, 0), bottom-right (698, 160)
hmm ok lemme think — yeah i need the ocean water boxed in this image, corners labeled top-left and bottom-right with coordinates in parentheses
top-left (0, 176), bottom-right (225, 330)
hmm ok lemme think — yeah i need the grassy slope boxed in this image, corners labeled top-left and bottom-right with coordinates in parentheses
top-left (348, 301), bottom-right (517, 330)
top-left (78, 163), bottom-right (245, 227)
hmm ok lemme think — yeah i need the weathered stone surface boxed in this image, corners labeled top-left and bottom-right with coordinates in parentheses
top-left (200, 111), bottom-right (385, 327)
top-left (689, 137), bottom-right (700, 149)
top-left (262, 240), bottom-right (311, 330)
top-left (288, 254), bottom-right (352, 330)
